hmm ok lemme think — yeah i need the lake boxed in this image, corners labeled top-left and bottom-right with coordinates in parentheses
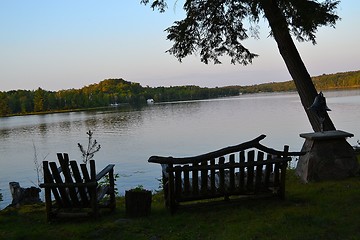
top-left (1, 89), bottom-right (360, 209)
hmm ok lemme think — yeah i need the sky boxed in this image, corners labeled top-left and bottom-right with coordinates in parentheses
top-left (0, 0), bottom-right (359, 91)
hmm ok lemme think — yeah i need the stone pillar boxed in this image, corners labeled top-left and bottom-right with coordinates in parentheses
top-left (296, 130), bottom-right (359, 183)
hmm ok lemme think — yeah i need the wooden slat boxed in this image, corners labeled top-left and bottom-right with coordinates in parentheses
top-left (192, 162), bottom-right (199, 195)
top-left (80, 163), bottom-right (91, 182)
top-left (274, 163), bottom-right (280, 188)
top-left (210, 159), bottom-right (216, 195)
top-left (229, 154), bottom-right (235, 192)
top-left (264, 154), bottom-right (273, 188)
top-left (42, 161), bottom-right (62, 207)
top-left (255, 151), bottom-right (264, 192)
top-left (49, 161), bottom-right (71, 207)
top-left (167, 163), bottom-right (176, 213)
top-left (108, 166), bottom-right (116, 210)
top-left (57, 153), bottom-right (80, 206)
top-left (219, 157), bottom-right (225, 194)
top-left (90, 160), bottom-right (96, 181)
top-left (97, 185), bottom-right (110, 202)
top-left (183, 166), bottom-right (190, 195)
top-left (279, 145), bottom-right (290, 199)
top-left (201, 161), bottom-right (208, 194)
top-left (246, 150), bottom-right (255, 191)
top-left (70, 160), bottom-right (89, 205)
top-left (239, 151), bottom-right (245, 191)
top-left (174, 166), bottom-right (182, 198)
top-left (88, 160), bottom-right (98, 215)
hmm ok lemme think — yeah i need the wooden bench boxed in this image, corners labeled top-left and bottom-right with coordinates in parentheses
top-left (40, 153), bottom-right (116, 221)
top-left (148, 135), bottom-right (303, 213)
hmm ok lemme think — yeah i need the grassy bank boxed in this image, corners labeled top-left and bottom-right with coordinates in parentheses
top-left (1, 170), bottom-right (359, 240)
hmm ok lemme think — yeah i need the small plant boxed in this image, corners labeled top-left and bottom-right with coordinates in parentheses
top-left (98, 173), bottom-right (120, 196)
top-left (130, 185), bottom-right (147, 192)
top-left (0, 190), bottom-right (3, 202)
top-left (32, 141), bottom-right (48, 187)
top-left (78, 130), bottom-right (119, 197)
top-left (78, 130), bottom-right (101, 164)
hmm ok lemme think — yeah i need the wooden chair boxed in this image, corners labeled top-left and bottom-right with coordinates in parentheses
top-left (40, 153), bottom-right (116, 222)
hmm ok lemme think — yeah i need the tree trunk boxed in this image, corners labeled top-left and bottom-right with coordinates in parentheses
top-left (260, 0), bottom-right (336, 132)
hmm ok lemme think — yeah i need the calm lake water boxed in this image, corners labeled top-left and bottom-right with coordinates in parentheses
top-left (1, 89), bottom-right (360, 209)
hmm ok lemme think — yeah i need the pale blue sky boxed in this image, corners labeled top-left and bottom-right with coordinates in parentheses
top-left (0, 0), bottom-right (359, 91)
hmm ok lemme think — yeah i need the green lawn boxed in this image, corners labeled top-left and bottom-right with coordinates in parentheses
top-left (1, 170), bottom-right (360, 240)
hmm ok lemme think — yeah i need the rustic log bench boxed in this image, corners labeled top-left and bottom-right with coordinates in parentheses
top-left (39, 153), bottom-right (116, 221)
top-left (148, 135), bottom-right (303, 213)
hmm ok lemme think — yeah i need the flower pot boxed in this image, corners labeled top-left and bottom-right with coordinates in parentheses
top-left (125, 189), bottom-right (152, 217)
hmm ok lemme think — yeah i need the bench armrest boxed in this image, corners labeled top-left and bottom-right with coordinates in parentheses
top-left (96, 164), bottom-right (115, 181)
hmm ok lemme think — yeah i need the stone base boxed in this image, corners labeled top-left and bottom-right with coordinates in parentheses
top-left (296, 130), bottom-right (359, 183)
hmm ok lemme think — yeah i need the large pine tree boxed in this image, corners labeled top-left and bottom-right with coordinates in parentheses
top-left (142, 0), bottom-right (340, 132)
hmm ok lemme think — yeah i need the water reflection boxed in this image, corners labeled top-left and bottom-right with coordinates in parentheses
top-left (0, 90), bottom-right (359, 209)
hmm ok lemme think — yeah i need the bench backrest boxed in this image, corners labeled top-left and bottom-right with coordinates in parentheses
top-left (149, 135), bottom-right (300, 201)
top-left (42, 153), bottom-right (97, 208)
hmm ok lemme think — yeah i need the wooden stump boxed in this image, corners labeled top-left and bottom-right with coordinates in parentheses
top-left (9, 182), bottom-right (41, 207)
top-left (125, 189), bottom-right (152, 217)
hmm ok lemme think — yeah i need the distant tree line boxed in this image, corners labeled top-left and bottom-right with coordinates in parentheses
top-left (0, 79), bottom-right (239, 116)
top-left (238, 70), bottom-right (360, 94)
top-left (0, 70), bottom-right (359, 117)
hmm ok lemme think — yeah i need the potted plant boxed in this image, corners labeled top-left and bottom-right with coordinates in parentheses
top-left (125, 185), bottom-right (152, 217)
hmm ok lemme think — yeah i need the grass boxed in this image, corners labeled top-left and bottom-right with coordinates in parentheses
top-left (1, 170), bottom-right (360, 240)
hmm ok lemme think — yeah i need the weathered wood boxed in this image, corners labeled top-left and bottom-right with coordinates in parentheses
top-left (81, 163), bottom-right (91, 182)
top-left (229, 154), bottom-right (235, 192)
top-left (49, 161), bottom-right (71, 207)
top-left (255, 152), bottom-right (264, 193)
top-left (42, 161), bottom-right (62, 207)
top-left (70, 160), bottom-right (89, 205)
top-left (97, 185), bottom-right (110, 202)
top-left (210, 159), bottom-right (216, 195)
top-left (149, 135), bottom-right (302, 213)
top-left (149, 135), bottom-right (303, 165)
top-left (201, 161), bottom-right (208, 194)
top-left (57, 153), bottom-right (80, 206)
top-left (183, 166), bottom-right (190, 195)
top-left (174, 166), bottom-right (182, 198)
top-left (107, 166), bottom-right (116, 210)
top-left (167, 163), bottom-right (175, 213)
top-left (264, 154), bottom-right (273, 187)
top-left (239, 151), bottom-right (245, 191)
top-left (192, 162), bottom-right (199, 195)
top-left (219, 157), bottom-right (225, 195)
top-left (247, 150), bottom-right (255, 192)
top-left (279, 145), bottom-right (290, 199)
top-left (40, 153), bottom-right (116, 222)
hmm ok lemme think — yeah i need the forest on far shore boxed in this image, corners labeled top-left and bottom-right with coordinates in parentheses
top-left (0, 70), bottom-right (359, 117)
